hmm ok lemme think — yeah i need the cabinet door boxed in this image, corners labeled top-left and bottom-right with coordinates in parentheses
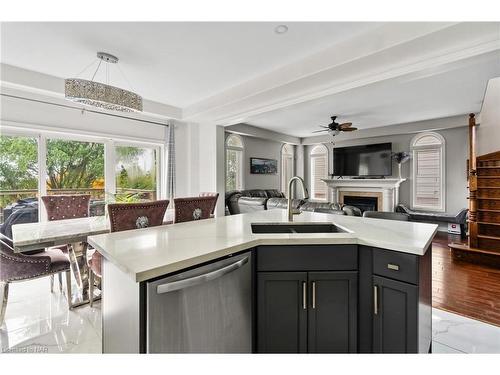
top-left (257, 272), bottom-right (308, 353)
top-left (308, 271), bottom-right (358, 353)
top-left (373, 275), bottom-right (418, 353)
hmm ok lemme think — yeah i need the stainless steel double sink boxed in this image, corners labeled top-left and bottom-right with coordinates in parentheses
top-left (251, 222), bottom-right (346, 234)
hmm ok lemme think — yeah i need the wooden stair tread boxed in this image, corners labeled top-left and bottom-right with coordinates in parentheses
top-left (478, 221), bottom-right (500, 226)
top-left (477, 166), bottom-right (500, 169)
top-left (477, 234), bottom-right (500, 241)
top-left (468, 197), bottom-right (500, 200)
top-left (449, 243), bottom-right (500, 256)
top-left (478, 208), bottom-right (500, 212)
top-left (478, 176), bottom-right (500, 178)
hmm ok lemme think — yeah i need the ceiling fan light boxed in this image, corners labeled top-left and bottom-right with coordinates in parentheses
top-left (65, 78), bottom-right (143, 112)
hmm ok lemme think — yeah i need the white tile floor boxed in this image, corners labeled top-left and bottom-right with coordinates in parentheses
top-left (0, 277), bottom-right (101, 353)
top-left (1, 277), bottom-right (500, 353)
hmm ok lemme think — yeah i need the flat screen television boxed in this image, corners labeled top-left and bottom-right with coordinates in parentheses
top-left (333, 143), bottom-right (392, 177)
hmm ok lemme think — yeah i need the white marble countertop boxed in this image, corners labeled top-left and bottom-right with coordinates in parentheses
top-left (11, 209), bottom-right (175, 252)
top-left (87, 210), bottom-right (437, 282)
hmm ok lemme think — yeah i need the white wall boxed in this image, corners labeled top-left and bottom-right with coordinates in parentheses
top-left (0, 90), bottom-right (195, 200)
top-left (303, 126), bottom-right (469, 214)
top-left (478, 77), bottom-right (500, 156)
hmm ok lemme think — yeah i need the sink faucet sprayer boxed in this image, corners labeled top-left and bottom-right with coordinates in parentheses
top-left (287, 176), bottom-right (309, 221)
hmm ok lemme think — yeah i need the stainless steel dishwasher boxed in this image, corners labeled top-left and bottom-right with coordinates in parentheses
top-left (146, 252), bottom-right (252, 353)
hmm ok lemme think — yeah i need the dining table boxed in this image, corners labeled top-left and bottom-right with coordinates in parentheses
top-left (11, 210), bottom-right (174, 308)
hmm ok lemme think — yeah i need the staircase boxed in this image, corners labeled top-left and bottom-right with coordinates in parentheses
top-left (475, 151), bottom-right (500, 251)
top-left (449, 114), bottom-right (500, 266)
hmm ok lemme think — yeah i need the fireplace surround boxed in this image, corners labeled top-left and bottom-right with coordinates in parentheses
top-left (322, 178), bottom-right (406, 212)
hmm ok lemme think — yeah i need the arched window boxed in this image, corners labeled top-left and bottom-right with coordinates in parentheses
top-left (310, 144), bottom-right (328, 201)
top-left (225, 134), bottom-right (244, 191)
top-left (281, 144), bottom-right (295, 196)
top-left (411, 132), bottom-right (445, 211)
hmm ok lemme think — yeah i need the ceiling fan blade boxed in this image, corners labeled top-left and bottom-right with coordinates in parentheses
top-left (312, 129), bottom-right (329, 133)
top-left (341, 127), bottom-right (358, 132)
top-left (339, 122), bottom-right (353, 128)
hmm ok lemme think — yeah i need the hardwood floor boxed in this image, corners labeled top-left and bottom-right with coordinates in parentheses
top-left (432, 231), bottom-right (500, 326)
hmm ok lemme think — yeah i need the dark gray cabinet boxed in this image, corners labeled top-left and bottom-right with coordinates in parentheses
top-left (257, 270), bottom-right (357, 353)
top-left (308, 271), bottom-right (357, 353)
top-left (257, 272), bottom-right (308, 353)
top-left (368, 246), bottom-right (432, 354)
top-left (372, 275), bottom-right (418, 353)
top-left (256, 244), bottom-right (431, 354)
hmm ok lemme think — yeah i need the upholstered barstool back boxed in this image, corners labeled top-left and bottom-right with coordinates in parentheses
top-left (42, 195), bottom-right (90, 221)
top-left (107, 200), bottom-right (170, 233)
top-left (174, 196), bottom-right (215, 223)
top-left (199, 192), bottom-right (219, 215)
top-left (1, 235), bottom-right (72, 324)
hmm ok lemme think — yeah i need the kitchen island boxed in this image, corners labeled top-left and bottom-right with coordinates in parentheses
top-left (88, 210), bottom-right (437, 354)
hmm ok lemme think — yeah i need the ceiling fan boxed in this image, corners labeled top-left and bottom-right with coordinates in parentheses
top-left (312, 116), bottom-right (358, 136)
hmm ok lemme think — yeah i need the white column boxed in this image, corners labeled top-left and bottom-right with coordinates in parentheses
top-left (382, 188), bottom-right (393, 211)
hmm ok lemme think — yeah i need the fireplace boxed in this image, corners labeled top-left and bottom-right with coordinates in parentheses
top-left (343, 195), bottom-right (378, 213)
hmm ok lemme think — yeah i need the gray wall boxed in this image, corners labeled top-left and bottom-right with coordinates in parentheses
top-left (303, 126), bottom-right (468, 214)
top-left (225, 132), bottom-right (294, 191)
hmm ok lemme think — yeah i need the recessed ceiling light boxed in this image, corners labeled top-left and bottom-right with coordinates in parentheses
top-left (274, 25), bottom-right (288, 35)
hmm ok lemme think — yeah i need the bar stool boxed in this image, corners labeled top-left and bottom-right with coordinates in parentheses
top-left (88, 200), bottom-right (170, 306)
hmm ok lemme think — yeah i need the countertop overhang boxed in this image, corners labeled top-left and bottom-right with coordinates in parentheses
top-left (87, 210), bottom-right (438, 282)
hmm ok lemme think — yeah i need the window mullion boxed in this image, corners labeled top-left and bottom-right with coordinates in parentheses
top-left (104, 139), bottom-right (116, 199)
top-left (38, 133), bottom-right (48, 222)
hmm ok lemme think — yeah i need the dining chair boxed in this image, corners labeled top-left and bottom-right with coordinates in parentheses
top-left (87, 200), bottom-right (170, 306)
top-left (0, 234), bottom-right (72, 328)
top-left (199, 192), bottom-right (219, 216)
top-left (41, 194), bottom-right (91, 295)
top-left (174, 196), bottom-right (215, 223)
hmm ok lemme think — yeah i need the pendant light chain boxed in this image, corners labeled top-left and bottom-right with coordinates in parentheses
top-left (90, 58), bottom-right (102, 82)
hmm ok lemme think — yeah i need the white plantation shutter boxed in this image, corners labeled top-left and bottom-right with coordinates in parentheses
top-left (411, 132), bottom-right (445, 211)
top-left (226, 134), bottom-right (244, 191)
top-left (310, 145), bottom-right (328, 201)
top-left (281, 144), bottom-right (294, 196)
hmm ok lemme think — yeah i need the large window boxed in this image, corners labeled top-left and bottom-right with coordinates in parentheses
top-left (115, 145), bottom-right (157, 202)
top-left (0, 135), bottom-right (39, 224)
top-left (0, 126), bottom-right (163, 227)
top-left (281, 144), bottom-right (294, 197)
top-left (411, 132), bottom-right (445, 211)
top-left (226, 134), bottom-right (244, 191)
top-left (46, 138), bottom-right (105, 216)
top-left (310, 144), bottom-right (328, 201)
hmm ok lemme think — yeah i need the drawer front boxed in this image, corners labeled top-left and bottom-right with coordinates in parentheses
top-left (372, 248), bottom-right (418, 285)
top-left (257, 245), bottom-right (358, 271)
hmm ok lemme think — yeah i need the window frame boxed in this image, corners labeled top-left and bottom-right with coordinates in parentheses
top-left (411, 131), bottom-right (446, 212)
top-left (225, 133), bottom-right (244, 191)
top-left (1, 122), bottom-right (165, 222)
top-left (310, 144), bottom-right (329, 201)
top-left (281, 144), bottom-right (294, 196)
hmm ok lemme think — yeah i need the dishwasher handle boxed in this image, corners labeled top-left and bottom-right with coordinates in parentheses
top-left (156, 256), bottom-right (249, 294)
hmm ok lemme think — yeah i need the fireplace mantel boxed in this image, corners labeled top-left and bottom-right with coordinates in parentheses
top-left (322, 178), bottom-right (407, 212)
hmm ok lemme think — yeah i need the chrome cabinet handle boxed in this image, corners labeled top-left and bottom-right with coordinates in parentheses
top-left (156, 257), bottom-right (249, 294)
top-left (302, 281), bottom-right (307, 310)
top-left (312, 281), bottom-right (316, 309)
top-left (374, 285), bottom-right (379, 315)
top-left (387, 263), bottom-right (400, 271)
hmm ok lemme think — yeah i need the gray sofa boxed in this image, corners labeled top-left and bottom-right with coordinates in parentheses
top-left (225, 189), bottom-right (361, 216)
top-left (267, 198), bottom-right (361, 216)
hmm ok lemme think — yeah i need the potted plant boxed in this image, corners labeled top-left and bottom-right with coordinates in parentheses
top-left (392, 152), bottom-right (410, 179)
